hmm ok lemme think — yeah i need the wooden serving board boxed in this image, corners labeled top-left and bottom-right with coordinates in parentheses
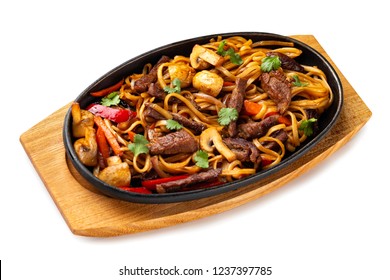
top-left (20, 35), bottom-right (372, 237)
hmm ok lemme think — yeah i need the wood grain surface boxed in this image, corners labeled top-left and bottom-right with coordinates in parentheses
top-left (20, 35), bottom-right (372, 237)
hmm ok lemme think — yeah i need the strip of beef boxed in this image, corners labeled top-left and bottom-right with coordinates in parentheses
top-left (261, 129), bottom-right (288, 151)
top-left (143, 104), bottom-right (165, 121)
top-left (171, 113), bottom-right (206, 134)
top-left (156, 168), bottom-right (222, 193)
top-left (227, 78), bottom-right (247, 137)
top-left (238, 114), bottom-right (280, 140)
top-left (134, 55), bottom-right (171, 93)
top-left (148, 129), bottom-right (199, 155)
top-left (267, 52), bottom-right (304, 72)
top-left (261, 68), bottom-right (291, 114)
top-left (147, 82), bottom-right (166, 99)
top-left (143, 104), bottom-right (206, 134)
top-left (223, 137), bottom-right (261, 164)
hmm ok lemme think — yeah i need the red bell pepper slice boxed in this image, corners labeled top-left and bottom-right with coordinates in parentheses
top-left (261, 158), bottom-right (274, 168)
top-left (141, 174), bottom-right (190, 191)
top-left (118, 186), bottom-right (152, 194)
top-left (90, 78), bottom-right (124, 97)
top-left (87, 104), bottom-right (136, 123)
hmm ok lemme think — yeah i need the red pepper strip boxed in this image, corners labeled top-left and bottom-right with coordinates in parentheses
top-left (94, 115), bottom-right (123, 156)
top-left (87, 104), bottom-right (136, 123)
top-left (141, 174), bottom-right (190, 191)
top-left (96, 126), bottom-right (110, 159)
top-left (118, 186), bottom-right (152, 194)
top-left (90, 78), bottom-right (124, 97)
top-left (261, 158), bottom-right (274, 168)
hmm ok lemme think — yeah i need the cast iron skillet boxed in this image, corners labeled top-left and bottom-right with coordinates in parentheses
top-left (63, 32), bottom-right (343, 204)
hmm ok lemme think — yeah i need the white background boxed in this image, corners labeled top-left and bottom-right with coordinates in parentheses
top-left (1, 1), bottom-right (388, 279)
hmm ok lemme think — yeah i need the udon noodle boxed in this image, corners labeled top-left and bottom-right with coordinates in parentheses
top-left (71, 35), bottom-right (332, 194)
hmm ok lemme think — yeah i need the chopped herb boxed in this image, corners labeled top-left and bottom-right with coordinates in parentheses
top-left (217, 40), bottom-right (243, 65)
top-left (261, 56), bottom-right (281, 72)
top-left (101, 91), bottom-right (120, 106)
top-left (195, 150), bottom-right (209, 168)
top-left (217, 40), bottom-right (227, 55)
top-left (218, 107), bottom-right (238, 126)
top-left (164, 78), bottom-right (181, 94)
top-left (299, 118), bottom-right (317, 136)
top-left (226, 48), bottom-right (243, 65)
top-left (128, 134), bottom-right (149, 156)
top-left (166, 119), bottom-right (183, 130)
top-left (292, 75), bottom-right (308, 87)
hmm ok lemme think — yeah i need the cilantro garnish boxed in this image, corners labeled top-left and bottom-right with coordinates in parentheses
top-left (226, 49), bottom-right (243, 65)
top-left (261, 56), bottom-right (281, 72)
top-left (299, 118), bottom-right (317, 137)
top-left (217, 40), bottom-right (243, 65)
top-left (194, 150), bottom-right (209, 168)
top-left (217, 40), bottom-right (227, 54)
top-left (128, 134), bottom-right (149, 156)
top-left (292, 75), bottom-right (308, 87)
top-left (101, 91), bottom-right (120, 106)
top-left (164, 78), bottom-right (181, 94)
top-left (166, 119), bottom-right (183, 130)
top-left (218, 107), bottom-right (238, 126)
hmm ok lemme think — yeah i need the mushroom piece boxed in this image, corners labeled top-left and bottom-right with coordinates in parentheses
top-left (190, 44), bottom-right (224, 70)
top-left (98, 156), bottom-right (131, 187)
top-left (73, 126), bottom-right (98, 167)
top-left (168, 63), bottom-right (196, 88)
top-left (200, 127), bottom-right (236, 162)
top-left (71, 102), bottom-right (94, 138)
top-left (192, 70), bottom-right (224, 97)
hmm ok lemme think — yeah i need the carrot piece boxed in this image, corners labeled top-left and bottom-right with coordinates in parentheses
top-left (278, 115), bottom-right (292, 126)
top-left (90, 78), bottom-right (124, 97)
top-left (94, 115), bottom-right (123, 156)
top-left (96, 126), bottom-right (110, 159)
top-left (128, 131), bottom-right (136, 142)
top-left (223, 81), bottom-right (235, 87)
top-left (264, 111), bottom-right (291, 126)
top-left (264, 111), bottom-right (278, 119)
top-left (243, 100), bottom-right (263, 116)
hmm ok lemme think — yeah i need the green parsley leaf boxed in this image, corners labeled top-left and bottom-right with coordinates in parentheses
top-left (218, 107), bottom-right (238, 126)
top-left (261, 56), bottom-right (281, 72)
top-left (292, 75), bottom-right (308, 87)
top-left (217, 40), bottom-right (227, 55)
top-left (166, 119), bottom-right (183, 130)
top-left (299, 118), bottom-right (317, 137)
top-left (101, 91), bottom-right (120, 106)
top-left (128, 134), bottom-right (149, 156)
top-left (164, 78), bottom-right (181, 94)
top-left (217, 40), bottom-right (243, 65)
top-left (226, 48), bottom-right (243, 65)
top-left (194, 150), bottom-right (209, 168)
